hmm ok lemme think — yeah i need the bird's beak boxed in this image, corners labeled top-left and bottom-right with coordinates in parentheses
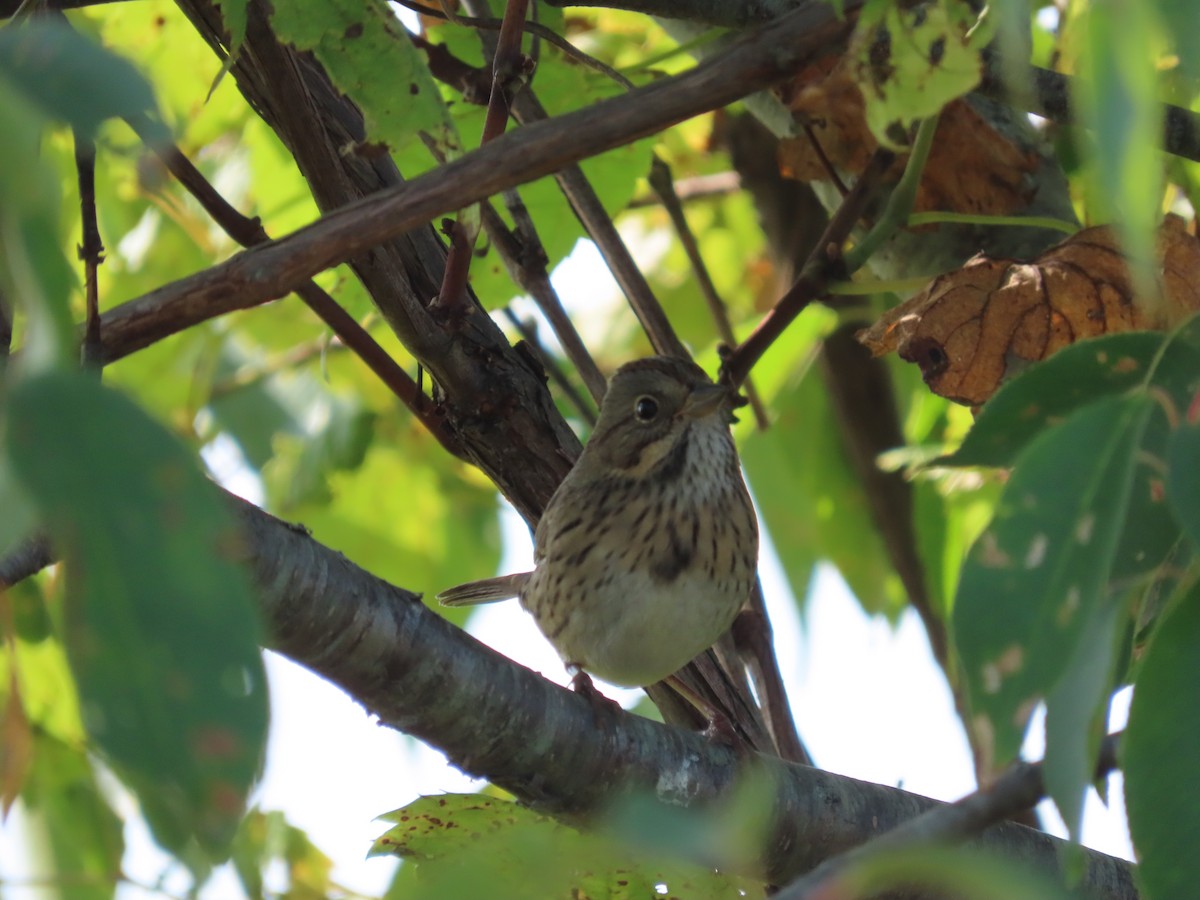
top-left (681, 383), bottom-right (728, 420)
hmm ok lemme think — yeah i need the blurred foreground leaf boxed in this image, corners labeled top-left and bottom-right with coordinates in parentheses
top-left (374, 793), bottom-right (754, 899)
top-left (5, 371), bottom-right (269, 867)
top-left (1124, 582), bottom-right (1200, 900)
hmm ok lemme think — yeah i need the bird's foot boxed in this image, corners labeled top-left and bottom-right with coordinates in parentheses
top-left (702, 710), bottom-right (755, 760)
top-left (568, 665), bottom-right (622, 729)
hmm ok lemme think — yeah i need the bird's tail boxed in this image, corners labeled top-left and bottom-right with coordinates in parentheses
top-left (436, 572), bottom-right (530, 606)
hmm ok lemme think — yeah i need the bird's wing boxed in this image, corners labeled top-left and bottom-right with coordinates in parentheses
top-left (436, 572), bottom-right (530, 606)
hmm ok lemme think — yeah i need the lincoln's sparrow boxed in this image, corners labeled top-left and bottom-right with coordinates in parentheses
top-left (439, 356), bottom-right (758, 690)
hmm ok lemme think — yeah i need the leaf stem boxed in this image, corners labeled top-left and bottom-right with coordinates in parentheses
top-left (906, 211), bottom-right (1078, 234)
top-left (842, 114), bottom-right (940, 275)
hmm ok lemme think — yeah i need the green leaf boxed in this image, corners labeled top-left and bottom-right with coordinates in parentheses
top-left (373, 794), bottom-right (756, 899)
top-left (954, 393), bottom-right (1154, 768)
top-left (0, 455), bottom-right (39, 561)
top-left (270, 0), bottom-right (459, 160)
top-left (4, 371), bottom-right (269, 865)
top-left (1041, 594), bottom-right (1124, 840)
top-left (231, 809), bottom-right (335, 900)
top-left (1124, 581), bottom-right (1200, 900)
top-left (1166, 390), bottom-right (1200, 548)
top-left (215, 0), bottom-right (248, 55)
top-left (0, 21), bottom-right (157, 133)
top-left (293, 441), bottom-right (500, 607)
top-left (206, 339), bottom-right (376, 506)
top-left (836, 844), bottom-right (1076, 900)
top-left (21, 731), bottom-right (125, 900)
top-left (854, 0), bottom-right (991, 148)
top-left (947, 331), bottom-right (1167, 468)
top-left (1073, 2), bottom-right (1163, 316)
top-left (0, 80), bottom-right (75, 369)
top-left (742, 351), bottom-right (904, 618)
top-left (1153, 0), bottom-right (1200, 83)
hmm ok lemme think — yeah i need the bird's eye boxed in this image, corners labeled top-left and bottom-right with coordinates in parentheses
top-left (633, 396), bottom-right (659, 422)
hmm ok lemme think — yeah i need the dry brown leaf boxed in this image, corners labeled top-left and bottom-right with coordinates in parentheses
top-left (1, 670), bottom-right (33, 817)
top-left (857, 216), bottom-right (1200, 405)
top-left (775, 58), bottom-right (1038, 216)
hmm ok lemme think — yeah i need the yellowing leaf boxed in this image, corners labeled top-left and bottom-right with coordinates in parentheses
top-left (270, 0), bottom-right (460, 160)
top-left (859, 216), bottom-right (1200, 405)
top-left (853, 0), bottom-right (991, 148)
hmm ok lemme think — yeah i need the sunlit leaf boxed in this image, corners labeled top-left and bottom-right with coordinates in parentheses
top-left (270, 0), bottom-right (459, 160)
top-left (853, 0), bottom-right (991, 148)
top-left (293, 441), bottom-right (501, 606)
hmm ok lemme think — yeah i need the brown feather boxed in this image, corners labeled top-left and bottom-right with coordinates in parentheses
top-left (437, 572), bottom-right (530, 607)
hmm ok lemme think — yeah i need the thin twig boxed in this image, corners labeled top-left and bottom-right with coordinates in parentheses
top-left (448, 0), bottom-right (686, 358)
top-left (0, 288), bottom-right (11, 366)
top-left (722, 146), bottom-right (897, 388)
top-left (92, 1), bottom-right (859, 367)
top-left (433, 0), bottom-right (530, 315)
top-left (478, 200), bottom-right (608, 404)
top-left (74, 131), bottom-right (104, 367)
top-left (647, 155), bottom-right (768, 428)
top-left (733, 583), bottom-right (809, 765)
top-left (122, 114), bottom-right (468, 460)
top-left (802, 121), bottom-right (849, 196)
top-left (980, 62), bottom-right (1200, 164)
top-left (396, 0), bottom-right (635, 90)
top-left (500, 307), bottom-right (597, 425)
top-left (628, 170), bottom-right (742, 208)
top-left (526, 0), bottom-right (541, 75)
top-left (512, 90), bottom-right (689, 358)
top-left (495, 180), bottom-right (608, 402)
top-left (774, 732), bottom-right (1124, 900)
top-left (209, 336), bottom-right (346, 399)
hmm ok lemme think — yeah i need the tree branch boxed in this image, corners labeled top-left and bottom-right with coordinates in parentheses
top-left (122, 114), bottom-right (468, 460)
top-left (73, 131), bottom-right (103, 366)
top-left (227, 499), bottom-right (1141, 897)
top-left (647, 155), bottom-right (769, 427)
top-left (106, 0), bottom-right (851, 371)
top-left (1, 499), bottom-right (1135, 896)
top-left (775, 734), bottom-right (1125, 899)
top-left (981, 64), bottom-right (1200, 164)
top-left (433, 0), bottom-right (530, 315)
top-left (722, 146), bottom-right (895, 388)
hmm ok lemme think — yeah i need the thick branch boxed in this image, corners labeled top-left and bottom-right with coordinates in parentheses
top-left (776, 734), bottom-right (1125, 899)
top-left (0, 494), bottom-right (1137, 896)
top-left (229, 497), bottom-right (1133, 895)
top-left (97, 0), bottom-right (853, 366)
top-left (981, 64), bottom-right (1200, 164)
